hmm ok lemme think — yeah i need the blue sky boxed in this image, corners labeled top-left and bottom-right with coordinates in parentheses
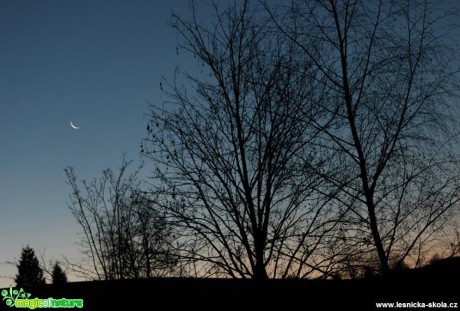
top-left (0, 0), bottom-right (204, 287)
top-left (1, 0), bottom-right (459, 288)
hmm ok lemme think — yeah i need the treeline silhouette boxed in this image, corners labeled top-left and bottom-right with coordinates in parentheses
top-left (62, 0), bottom-right (460, 284)
top-left (4, 257), bottom-right (459, 310)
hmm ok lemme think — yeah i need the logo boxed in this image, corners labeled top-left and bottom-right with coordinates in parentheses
top-left (1, 286), bottom-right (83, 309)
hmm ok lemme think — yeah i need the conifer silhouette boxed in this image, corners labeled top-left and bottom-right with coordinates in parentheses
top-left (52, 262), bottom-right (67, 284)
top-left (14, 246), bottom-right (46, 287)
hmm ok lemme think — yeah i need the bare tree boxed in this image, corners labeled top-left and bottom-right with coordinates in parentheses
top-left (266, 0), bottom-right (460, 274)
top-left (142, 0), bottom-right (346, 279)
top-left (65, 157), bottom-right (177, 280)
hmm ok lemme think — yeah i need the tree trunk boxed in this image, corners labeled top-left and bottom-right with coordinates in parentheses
top-left (253, 235), bottom-right (268, 280)
top-left (367, 199), bottom-right (390, 275)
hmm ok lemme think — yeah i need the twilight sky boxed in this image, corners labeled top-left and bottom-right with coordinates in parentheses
top-left (0, 0), bottom-right (207, 287)
top-left (1, 0), bottom-right (459, 288)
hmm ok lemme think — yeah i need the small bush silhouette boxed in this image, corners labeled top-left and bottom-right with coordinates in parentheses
top-left (52, 262), bottom-right (67, 284)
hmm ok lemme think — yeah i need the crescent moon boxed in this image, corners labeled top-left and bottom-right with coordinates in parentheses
top-left (70, 121), bottom-right (80, 130)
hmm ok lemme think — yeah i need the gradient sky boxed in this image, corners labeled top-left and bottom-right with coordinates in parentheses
top-left (1, 0), bottom-right (458, 289)
top-left (0, 0), bottom-right (207, 287)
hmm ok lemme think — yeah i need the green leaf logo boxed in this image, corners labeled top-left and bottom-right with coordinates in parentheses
top-left (2, 286), bottom-right (31, 308)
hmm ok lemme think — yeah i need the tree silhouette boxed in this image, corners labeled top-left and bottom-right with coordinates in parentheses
top-left (143, 0), bottom-right (344, 279)
top-left (141, 0), bottom-right (460, 279)
top-left (14, 246), bottom-right (46, 287)
top-left (52, 262), bottom-right (67, 284)
top-left (266, 0), bottom-right (460, 274)
top-left (65, 156), bottom-right (178, 280)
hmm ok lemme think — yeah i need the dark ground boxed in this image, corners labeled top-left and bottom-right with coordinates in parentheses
top-left (2, 257), bottom-right (459, 311)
